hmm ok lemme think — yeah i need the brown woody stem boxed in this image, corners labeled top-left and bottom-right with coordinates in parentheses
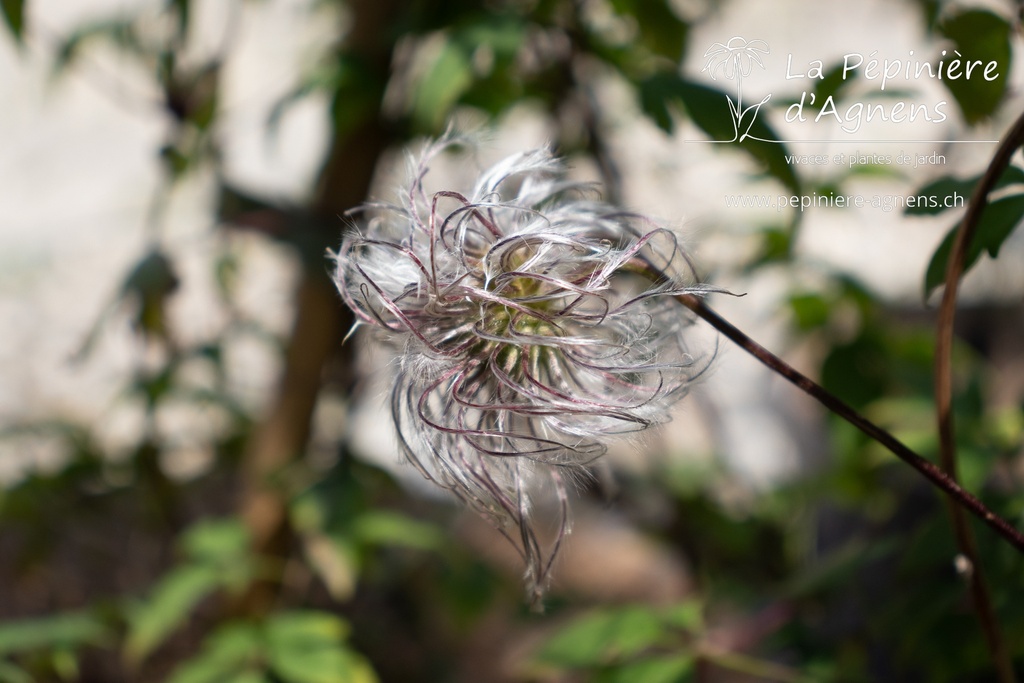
top-left (665, 290), bottom-right (1024, 555)
top-left (932, 110), bottom-right (1024, 683)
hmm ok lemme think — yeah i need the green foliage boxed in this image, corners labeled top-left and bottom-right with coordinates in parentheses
top-left (538, 606), bottom-right (674, 667)
top-left (0, 613), bottom-right (110, 656)
top-left (412, 39), bottom-right (475, 131)
top-left (923, 193), bottom-right (1024, 297)
top-left (907, 166), bottom-right (1024, 217)
top-left (638, 72), bottom-right (800, 192)
top-left (811, 61), bottom-right (858, 104)
top-left (4, 0), bottom-right (1024, 681)
top-left (596, 654), bottom-right (695, 683)
top-left (125, 519), bottom-right (254, 664)
top-left (52, 20), bottom-right (143, 73)
top-left (938, 10), bottom-right (1011, 124)
top-left (0, 662), bottom-right (32, 683)
top-left (0, 0), bottom-right (23, 42)
top-left (607, 0), bottom-right (688, 61)
top-left (907, 164), bottom-right (1024, 296)
top-left (534, 603), bottom-right (700, 681)
top-left (167, 612), bottom-right (377, 683)
top-left (0, 612), bottom-right (111, 683)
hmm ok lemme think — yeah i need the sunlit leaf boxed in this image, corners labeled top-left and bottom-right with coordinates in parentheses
top-left (351, 510), bottom-right (445, 551)
top-left (604, 654), bottom-right (694, 683)
top-left (271, 646), bottom-right (377, 683)
top-left (180, 517), bottom-right (250, 564)
top-left (166, 624), bottom-right (260, 683)
top-left (537, 607), bottom-right (665, 668)
top-left (167, 652), bottom-right (245, 683)
top-left (125, 565), bottom-right (221, 663)
top-left (0, 613), bottom-right (109, 655)
top-left (0, 662), bottom-right (32, 683)
top-left (660, 601), bottom-right (703, 633)
top-left (265, 611), bottom-right (350, 651)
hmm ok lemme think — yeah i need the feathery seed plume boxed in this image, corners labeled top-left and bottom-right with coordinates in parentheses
top-left (333, 137), bottom-right (713, 602)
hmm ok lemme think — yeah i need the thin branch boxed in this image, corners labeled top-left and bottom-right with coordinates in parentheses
top-left (934, 110), bottom-right (1024, 683)
top-left (663, 290), bottom-right (1024, 555)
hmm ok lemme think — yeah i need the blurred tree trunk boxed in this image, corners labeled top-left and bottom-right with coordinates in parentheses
top-left (237, 0), bottom-right (399, 614)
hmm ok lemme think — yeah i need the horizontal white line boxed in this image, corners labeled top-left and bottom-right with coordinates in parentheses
top-left (684, 139), bottom-right (999, 144)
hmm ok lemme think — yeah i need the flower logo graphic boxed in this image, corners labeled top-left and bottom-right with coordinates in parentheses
top-left (700, 37), bottom-right (772, 143)
top-left (701, 36), bottom-right (769, 81)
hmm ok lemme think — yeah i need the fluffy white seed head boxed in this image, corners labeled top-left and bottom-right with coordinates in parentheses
top-left (333, 137), bottom-right (713, 602)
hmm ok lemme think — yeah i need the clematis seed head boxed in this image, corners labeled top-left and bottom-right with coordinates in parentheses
top-left (332, 136), bottom-right (714, 603)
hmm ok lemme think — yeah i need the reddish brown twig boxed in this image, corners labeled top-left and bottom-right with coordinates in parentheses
top-left (933, 110), bottom-right (1024, 683)
top-left (666, 291), bottom-right (1024, 556)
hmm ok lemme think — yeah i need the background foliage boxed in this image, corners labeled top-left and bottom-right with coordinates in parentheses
top-left (2, 0), bottom-right (1024, 681)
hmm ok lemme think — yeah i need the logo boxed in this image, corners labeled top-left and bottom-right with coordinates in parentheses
top-left (697, 37), bottom-right (1002, 144)
top-left (700, 37), bottom-right (772, 143)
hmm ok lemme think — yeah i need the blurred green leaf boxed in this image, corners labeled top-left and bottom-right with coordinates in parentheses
top-left (906, 166), bottom-right (1024, 217)
top-left (602, 654), bottom-right (695, 683)
top-left (222, 674), bottom-right (271, 683)
top-left (351, 510), bottom-right (445, 551)
top-left (271, 646), bottom-right (377, 683)
top-left (166, 624), bottom-right (260, 683)
top-left (51, 647), bottom-right (80, 681)
top-left (813, 61), bottom-right (856, 103)
top-left (458, 14), bottom-right (524, 61)
top-left (0, 0), bottom-right (23, 42)
top-left (821, 335), bottom-right (889, 410)
top-left (0, 663), bottom-right (31, 683)
top-left (538, 607), bottom-right (665, 667)
top-left (412, 38), bottom-right (474, 130)
top-left (638, 71), bottom-right (678, 132)
top-left (264, 611), bottom-right (377, 683)
top-left (52, 20), bottom-right (140, 74)
top-left (639, 73), bottom-right (799, 192)
top-left (608, 0), bottom-right (687, 60)
top-left (783, 538), bottom-right (900, 598)
top-left (0, 613), bottom-right (109, 656)
top-left (171, 0), bottom-right (190, 37)
top-left (904, 176), bottom-right (976, 216)
top-left (166, 649), bottom-right (245, 683)
top-left (125, 565), bottom-right (221, 663)
top-left (221, 671), bottom-right (270, 683)
top-left (938, 10), bottom-right (1011, 124)
top-left (923, 193), bottom-right (1024, 296)
top-left (121, 250), bottom-right (179, 301)
top-left (659, 601), bottom-right (703, 633)
top-left (316, 57), bottom-right (384, 140)
top-left (789, 293), bottom-right (831, 330)
top-left (180, 517), bottom-right (251, 564)
top-left (265, 612), bottom-right (350, 651)
top-left (751, 226), bottom-right (795, 265)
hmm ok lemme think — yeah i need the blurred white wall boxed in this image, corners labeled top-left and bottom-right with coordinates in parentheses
top-left (1, 0), bottom-right (1021, 487)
